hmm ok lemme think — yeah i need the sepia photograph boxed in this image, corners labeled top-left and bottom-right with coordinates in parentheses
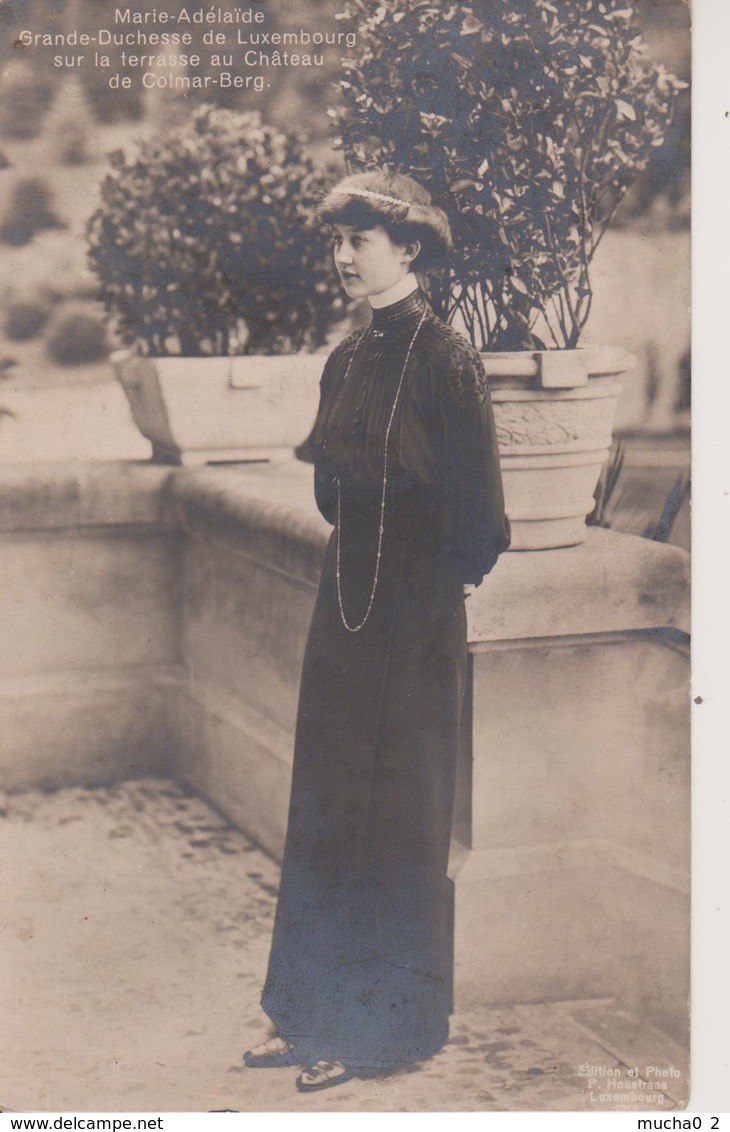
top-left (0, 0), bottom-right (697, 1117)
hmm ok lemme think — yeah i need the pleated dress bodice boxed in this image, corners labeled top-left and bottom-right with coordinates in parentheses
top-left (309, 288), bottom-right (511, 585)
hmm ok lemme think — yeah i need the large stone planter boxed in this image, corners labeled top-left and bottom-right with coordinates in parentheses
top-left (484, 345), bottom-right (637, 550)
top-left (111, 351), bottom-right (325, 466)
top-left (113, 345), bottom-right (635, 550)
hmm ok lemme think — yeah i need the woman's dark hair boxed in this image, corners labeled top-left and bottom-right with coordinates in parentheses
top-left (317, 170), bottom-right (452, 273)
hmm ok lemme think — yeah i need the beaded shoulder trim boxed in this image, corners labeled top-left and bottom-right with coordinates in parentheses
top-left (428, 319), bottom-right (490, 408)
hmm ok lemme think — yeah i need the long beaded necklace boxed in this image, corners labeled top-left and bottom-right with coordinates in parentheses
top-left (335, 307), bottom-right (427, 633)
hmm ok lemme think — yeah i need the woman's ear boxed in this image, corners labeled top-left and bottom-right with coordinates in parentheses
top-left (402, 239), bottom-right (421, 266)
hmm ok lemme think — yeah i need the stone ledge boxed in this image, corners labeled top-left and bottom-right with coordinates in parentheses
top-left (169, 462), bottom-right (330, 585)
top-left (467, 526), bottom-right (690, 641)
top-left (0, 462), bottom-right (176, 532)
top-left (168, 463), bottom-right (690, 640)
top-left (0, 459), bottom-right (691, 648)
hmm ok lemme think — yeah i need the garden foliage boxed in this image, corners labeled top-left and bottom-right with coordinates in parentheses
top-left (87, 105), bottom-right (342, 356)
top-left (4, 297), bottom-right (52, 342)
top-left (43, 76), bottom-right (97, 167)
top-left (0, 61), bottom-right (54, 141)
top-left (0, 177), bottom-right (65, 247)
top-left (332, 0), bottom-right (685, 349)
top-left (45, 304), bottom-right (108, 366)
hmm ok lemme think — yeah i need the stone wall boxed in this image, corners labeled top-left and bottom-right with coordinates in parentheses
top-left (0, 460), bottom-right (690, 1044)
top-left (0, 464), bottom-right (182, 791)
top-left (169, 464), bottom-right (325, 856)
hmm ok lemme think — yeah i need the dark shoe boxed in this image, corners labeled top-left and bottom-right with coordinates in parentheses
top-left (295, 1059), bottom-right (354, 1092)
top-left (243, 1036), bottom-right (300, 1068)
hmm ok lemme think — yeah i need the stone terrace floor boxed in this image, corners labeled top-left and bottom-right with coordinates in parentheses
top-left (1, 778), bottom-right (688, 1114)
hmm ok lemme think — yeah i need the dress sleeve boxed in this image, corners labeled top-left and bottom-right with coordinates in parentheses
top-left (439, 338), bottom-right (511, 585)
top-left (310, 347), bottom-right (341, 527)
top-left (314, 463), bottom-right (337, 526)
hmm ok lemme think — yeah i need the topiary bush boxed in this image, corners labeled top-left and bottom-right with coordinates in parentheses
top-left (4, 296), bottom-right (52, 342)
top-left (42, 76), bottom-right (96, 166)
top-left (0, 177), bottom-right (65, 246)
top-left (332, 0), bottom-right (686, 350)
top-left (45, 304), bottom-right (108, 365)
top-left (0, 61), bottom-right (55, 141)
top-left (87, 104), bottom-right (343, 356)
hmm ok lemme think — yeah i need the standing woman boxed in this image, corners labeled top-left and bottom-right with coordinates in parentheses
top-left (244, 170), bottom-right (510, 1092)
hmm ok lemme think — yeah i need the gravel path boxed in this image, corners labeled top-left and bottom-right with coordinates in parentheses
top-left (0, 779), bottom-right (687, 1113)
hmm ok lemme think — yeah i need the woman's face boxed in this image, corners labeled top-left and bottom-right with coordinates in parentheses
top-left (332, 223), bottom-right (416, 300)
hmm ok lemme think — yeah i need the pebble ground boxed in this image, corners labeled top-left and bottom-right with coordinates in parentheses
top-left (0, 778), bottom-right (688, 1113)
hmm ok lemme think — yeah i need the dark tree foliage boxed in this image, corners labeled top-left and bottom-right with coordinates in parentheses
top-left (331, 0), bottom-right (686, 349)
top-left (87, 105), bottom-right (343, 356)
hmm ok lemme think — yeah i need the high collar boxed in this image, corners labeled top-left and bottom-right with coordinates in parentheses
top-left (369, 287), bottom-right (429, 334)
top-left (368, 272), bottom-right (419, 309)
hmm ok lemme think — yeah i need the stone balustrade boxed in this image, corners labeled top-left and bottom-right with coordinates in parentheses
top-left (0, 460), bottom-right (689, 1045)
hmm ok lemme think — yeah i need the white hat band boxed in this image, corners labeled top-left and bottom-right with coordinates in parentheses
top-left (332, 186), bottom-right (411, 207)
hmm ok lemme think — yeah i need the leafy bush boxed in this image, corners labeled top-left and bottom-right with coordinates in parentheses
top-left (85, 79), bottom-right (145, 126)
top-left (332, 0), bottom-right (686, 349)
top-left (0, 177), bottom-right (65, 246)
top-left (4, 297), bottom-right (52, 341)
top-left (43, 274), bottom-right (102, 304)
top-left (87, 104), bottom-right (343, 356)
top-left (45, 305), bottom-right (108, 365)
top-left (42, 76), bottom-right (96, 166)
top-left (0, 61), bottom-right (54, 141)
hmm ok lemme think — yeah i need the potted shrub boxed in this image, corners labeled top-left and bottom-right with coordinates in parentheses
top-left (87, 104), bottom-right (343, 465)
top-left (331, 0), bottom-right (686, 547)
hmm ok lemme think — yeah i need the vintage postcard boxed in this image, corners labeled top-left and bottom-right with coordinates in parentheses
top-left (0, 0), bottom-right (708, 1121)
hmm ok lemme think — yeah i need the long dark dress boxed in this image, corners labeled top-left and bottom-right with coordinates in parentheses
top-left (261, 288), bottom-right (510, 1069)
